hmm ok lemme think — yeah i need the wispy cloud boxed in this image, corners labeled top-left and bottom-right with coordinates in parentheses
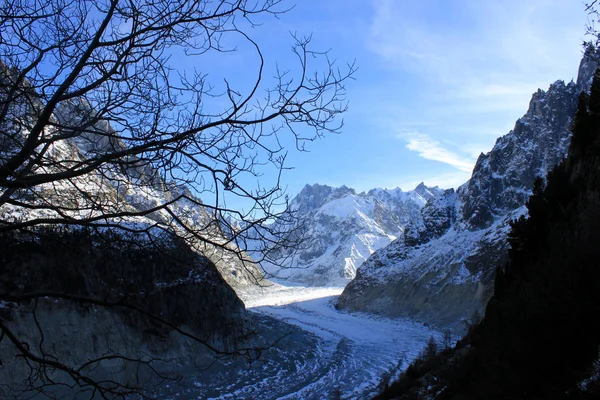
top-left (348, 0), bottom-right (587, 191)
top-left (367, 0), bottom-right (584, 86)
top-left (398, 132), bottom-right (476, 173)
top-left (364, 0), bottom-right (585, 123)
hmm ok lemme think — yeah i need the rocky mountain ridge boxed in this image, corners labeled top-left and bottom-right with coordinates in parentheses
top-left (337, 49), bottom-right (598, 327)
top-left (376, 61), bottom-right (600, 400)
top-left (263, 182), bottom-right (442, 286)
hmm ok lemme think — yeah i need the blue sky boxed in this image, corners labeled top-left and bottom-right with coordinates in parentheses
top-left (189, 0), bottom-right (590, 209)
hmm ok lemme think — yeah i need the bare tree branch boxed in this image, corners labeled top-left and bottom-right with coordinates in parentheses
top-left (0, 0), bottom-right (354, 397)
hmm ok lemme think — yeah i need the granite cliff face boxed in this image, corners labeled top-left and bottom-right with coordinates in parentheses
top-left (264, 183), bottom-right (442, 286)
top-left (338, 51), bottom-right (597, 327)
top-left (460, 80), bottom-right (580, 229)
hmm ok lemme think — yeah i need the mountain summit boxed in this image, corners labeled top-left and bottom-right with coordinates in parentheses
top-left (264, 183), bottom-right (442, 286)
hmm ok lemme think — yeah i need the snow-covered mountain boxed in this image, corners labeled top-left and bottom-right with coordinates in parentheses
top-left (264, 183), bottom-right (442, 286)
top-left (0, 71), bottom-right (260, 287)
top-left (337, 49), bottom-right (598, 327)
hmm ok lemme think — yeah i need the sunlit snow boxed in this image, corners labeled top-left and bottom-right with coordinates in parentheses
top-left (220, 283), bottom-right (441, 399)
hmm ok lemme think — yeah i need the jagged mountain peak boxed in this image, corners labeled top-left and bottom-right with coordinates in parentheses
top-left (366, 186), bottom-right (401, 197)
top-left (364, 183), bottom-right (439, 203)
top-left (413, 181), bottom-right (440, 202)
top-left (576, 44), bottom-right (599, 89)
top-left (461, 77), bottom-right (580, 229)
top-left (292, 183), bottom-right (357, 214)
top-left (414, 181), bottom-right (427, 191)
top-left (264, 182), bottom-right (443, 286)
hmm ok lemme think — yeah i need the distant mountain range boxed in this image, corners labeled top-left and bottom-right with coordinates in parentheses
top-left (263, 183), bottom-right (442, 286)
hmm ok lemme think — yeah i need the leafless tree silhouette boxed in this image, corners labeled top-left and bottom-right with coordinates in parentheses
top-left (0, 0), bottom-right (354, 397)
top-left (0, 0), bottom-right (354, 265)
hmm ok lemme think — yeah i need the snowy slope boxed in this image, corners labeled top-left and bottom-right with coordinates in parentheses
top-left (0, 86), bottom-right (260, 286)
top-left (173, 284), bottom-right (440, 399)
top-left (338, 49), bottom-right (598, 327)
top-left (264, 183), bottom-right (442, 286)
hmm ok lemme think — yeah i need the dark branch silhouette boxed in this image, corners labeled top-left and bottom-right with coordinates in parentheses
top-left (0, 0), bottom-right (354, 397)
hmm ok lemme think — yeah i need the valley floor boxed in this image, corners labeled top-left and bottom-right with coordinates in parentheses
top-left (169, 283), bottom-right (438, 399)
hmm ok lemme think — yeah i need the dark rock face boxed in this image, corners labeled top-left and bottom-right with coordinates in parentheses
top-left (0, 229), bottom-right (250, 397)
top-left (0, 229), bottom-right (246, 337)
top-left (461, 80), bottom-right (579, 229)
top-left (404, 189), bottom-right (457, 247)
top-left (338, 51), bottom-right (597, 328)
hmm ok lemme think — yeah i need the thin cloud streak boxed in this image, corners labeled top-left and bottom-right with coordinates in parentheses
top-left (400, 132), bottom-right (476, 173)
top-left (367, 0), bottom-right (584, 87)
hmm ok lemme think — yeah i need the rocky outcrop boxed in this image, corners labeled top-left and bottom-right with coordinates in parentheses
top-left (460, 79), bottom-right (580, 229)
top-left (338, 50), bottom-right (598, 328)
top-left (404, 188), bottom-right (457, 247)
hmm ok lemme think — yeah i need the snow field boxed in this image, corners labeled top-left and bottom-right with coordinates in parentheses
top-left (222, 284), bottom-right (441, 399)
